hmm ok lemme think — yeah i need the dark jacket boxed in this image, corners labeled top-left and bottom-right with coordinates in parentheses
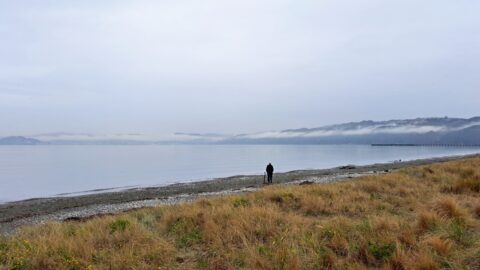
top-left (266, 164), bottom-right (274, 174)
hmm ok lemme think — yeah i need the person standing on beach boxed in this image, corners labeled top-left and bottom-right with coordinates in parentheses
top-left (266, 163), bottom-right (274, 184)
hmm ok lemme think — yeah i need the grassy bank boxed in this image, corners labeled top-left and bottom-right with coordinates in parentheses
top-left (1, 158), bottom-right (480, 269)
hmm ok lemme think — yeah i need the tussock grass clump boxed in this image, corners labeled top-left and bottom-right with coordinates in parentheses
top-left (434, 197), bottom-right (466, 219)
top-left (454, 178), bottom-right (480, 193)
top-left (413, 254), bottom-right (440, 270)
top-left (417, 211), bottom-right (441, 233)
top-left (1, 157), bottom-right (480, 269)
top-left (423, 236), bottom-right (452, 256)
top-left (475, 204), bottom-right (480, 218)
top-left (441, 166), bottom-right (480, 194)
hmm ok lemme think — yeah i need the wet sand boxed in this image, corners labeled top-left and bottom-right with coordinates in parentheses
top-left (1, 153), bottom-right (478, 235)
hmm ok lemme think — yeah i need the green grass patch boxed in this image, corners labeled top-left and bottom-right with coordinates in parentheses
top-left (108, 219), bottom-right (130, 234)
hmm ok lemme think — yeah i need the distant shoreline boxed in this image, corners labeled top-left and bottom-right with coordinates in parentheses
top-left (371, 144), bottom-right (480, 147)
top-left (2, 143), bottom-right (480, 146)
top-left (1, 153), bottom-right (479, 235)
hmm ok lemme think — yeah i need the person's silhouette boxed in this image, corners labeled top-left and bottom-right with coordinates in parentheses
top-left (266, 163), bottom-right (274, 184)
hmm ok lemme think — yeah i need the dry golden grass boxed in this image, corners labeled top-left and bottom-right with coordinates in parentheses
top-left (435, 196), bottom-right (467, 219)
top-left (423, 236), bottom-right (453, 256)
top-left (475, 205), bottom-right (480, 219)
top-left (1, 157), bottom-right (480, 269)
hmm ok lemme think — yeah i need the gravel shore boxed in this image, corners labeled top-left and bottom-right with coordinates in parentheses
top-left (1, 153), bottom-right (478, 235)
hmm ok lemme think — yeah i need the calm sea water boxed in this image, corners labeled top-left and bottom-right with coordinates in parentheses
top-left (0, 145), bottom-right (479, 202)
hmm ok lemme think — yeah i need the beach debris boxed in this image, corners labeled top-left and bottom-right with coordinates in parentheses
top-left (424, 167), bottom-right (434, 174)
top-left (299, 181), bottom-right (314, 185)
top-left (64, 216), bottom-right (82, 221)
top-left (340, 165), bottom-right (356, 170)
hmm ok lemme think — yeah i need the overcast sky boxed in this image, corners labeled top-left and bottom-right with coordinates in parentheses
top-left (1, 0), bottom-right (479, 136)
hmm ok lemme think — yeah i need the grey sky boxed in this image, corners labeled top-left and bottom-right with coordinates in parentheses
top-left (1, 0), bottom-right (479, 137)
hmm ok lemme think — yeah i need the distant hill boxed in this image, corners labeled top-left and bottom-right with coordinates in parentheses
top-left (222, 117), bottom-right (480, 145)
top-left (5, 117), bottom-right (480, 145)
top-left (0, 136), bottom-right (43, 145)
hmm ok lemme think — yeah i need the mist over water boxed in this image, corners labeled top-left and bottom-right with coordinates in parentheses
top-left (0, 145), bottom-right (479, 202)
